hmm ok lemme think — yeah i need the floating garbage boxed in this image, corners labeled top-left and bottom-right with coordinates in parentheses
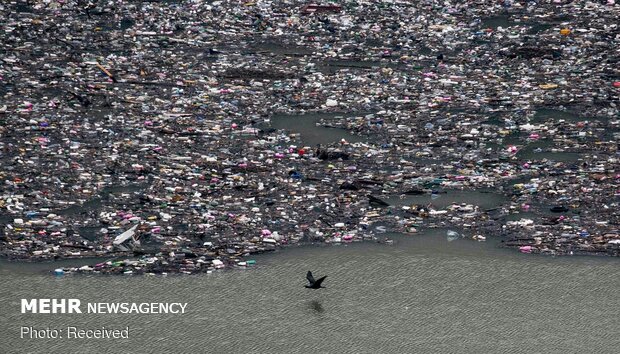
top-left (375, 226), bottom-right (387, 234)
top-left (0, 0), bottom-right (619, 274)
top-left (446, 230), bottom-right (461, 242)
top-left (472, 235), bottom-right (486, 242)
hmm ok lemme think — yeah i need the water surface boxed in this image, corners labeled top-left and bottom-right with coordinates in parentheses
top-left (386, 190), bottom-right (508, 210)
top-left (2, 229), bottom-right (617, 353)
top-left (271, 113), bottom-right (368, 147)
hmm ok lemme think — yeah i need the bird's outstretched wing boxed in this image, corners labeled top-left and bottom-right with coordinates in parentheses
top-left (306, 271), bottom-right (315, 284)
top-left (314, 276), bottom-right (327, 287)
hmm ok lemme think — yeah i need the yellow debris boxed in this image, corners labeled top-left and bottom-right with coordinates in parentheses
top-left (539, 83), bottom-right (558, 89)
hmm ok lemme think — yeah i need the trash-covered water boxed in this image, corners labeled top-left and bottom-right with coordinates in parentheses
top-left (1, 229), bottom-right (618, 353)
top-left (2, 0), bottom-right (618, 266)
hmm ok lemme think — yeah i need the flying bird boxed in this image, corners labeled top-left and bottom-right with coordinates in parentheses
top-left (305, 271), bottom-right (327, 289)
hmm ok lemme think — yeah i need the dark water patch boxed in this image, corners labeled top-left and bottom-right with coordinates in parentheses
top-left (325, 60), bottom-right (379, 71)
top-left (316, 59), bottom-right (410, 74)
top-left (171, 223), bottom-right (189, 233)
top-left (251, 42), bottom-right (313, 56)
top-left (120, 18), bottom-right (135, 31)
top-left (405, 156), bottom-right (448, 166)
top-left (271, 113), bottom-right (369, 147)
top-left (0, 83), bottom-right (14, 96)
top-left (95, 21), bottom-right (117, 32)
top-left (364, 38), bottom-right (385, 47)
top-left (418, 46), bottom-right (433, 56)
top-left (386, 189), bottom-right (508, 210)
top-left (500, 133), bottom-right (524, 146)
top-left (519, 151), bottom-right (581, 163)
top-left (57, 184), bottom-right (146, 216)
top-left (102, 184), bottom-right (145, 195)
top-left (528, 23), bottom-right (553, 34)
top-left (532, 108), bottom-right (581, 123)
top-left (142, 0), bottom-right (184, 3)
top-left (15, 3), bottom-right (33, 13)
top-left (507, 175), bottom-right (535, 186)
top-left (0, 214), bottom-right (13, 225)
top-left (77, 226), bottom-right (103, 242)
top-left (473, 37), bottom-right (492, 46)
top-left (57, 198), bottom-right (103, 216)
top-left (330, 60), bottom-right (404, 69)
top-left (517, 140), bottom-right (582, 163)
top-left (484, 112), bottom-right (507, 126)
top-left (481, 16), bottom-right (512, 30)
top-left (444, 107), bottom-right (471, 116)
top-left (341, 60), bottom-right (379, 68)
top-left (221, 67), bottom-right (295, 80)
top-left (503, 212), bottom-right (540, 221)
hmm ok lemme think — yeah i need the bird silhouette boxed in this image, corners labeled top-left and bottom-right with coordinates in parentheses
top-left (305, 271), bottom-right (327, 289)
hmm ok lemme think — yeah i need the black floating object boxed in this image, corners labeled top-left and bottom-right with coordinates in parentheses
top-left (316, 148), bottom-right (349, 161)
top-left (368, 195), bottom-right (390, 207)
top-left (550, 206), bottom-right (569, 213)
top-left (66, 90), bottom-right (91, 107)
top-left (340, 182), bottom-right (359, 191)
top-left (305, 271), bottom-right (327, 289)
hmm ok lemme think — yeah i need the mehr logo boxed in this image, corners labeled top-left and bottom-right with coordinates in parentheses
top-left (21, 299), bottom-right (82, 314)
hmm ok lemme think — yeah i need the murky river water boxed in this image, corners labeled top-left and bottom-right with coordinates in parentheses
top-left (271, 113), bottom-right (368, 147)
top-left (1, 229), bottom-right (618, 354)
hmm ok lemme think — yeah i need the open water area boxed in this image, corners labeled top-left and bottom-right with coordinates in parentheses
top-left (1, 229), bottom-right (619, 354)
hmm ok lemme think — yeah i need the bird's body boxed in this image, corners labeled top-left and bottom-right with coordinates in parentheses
top-left (305, 271), bottom-right (327, 289)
